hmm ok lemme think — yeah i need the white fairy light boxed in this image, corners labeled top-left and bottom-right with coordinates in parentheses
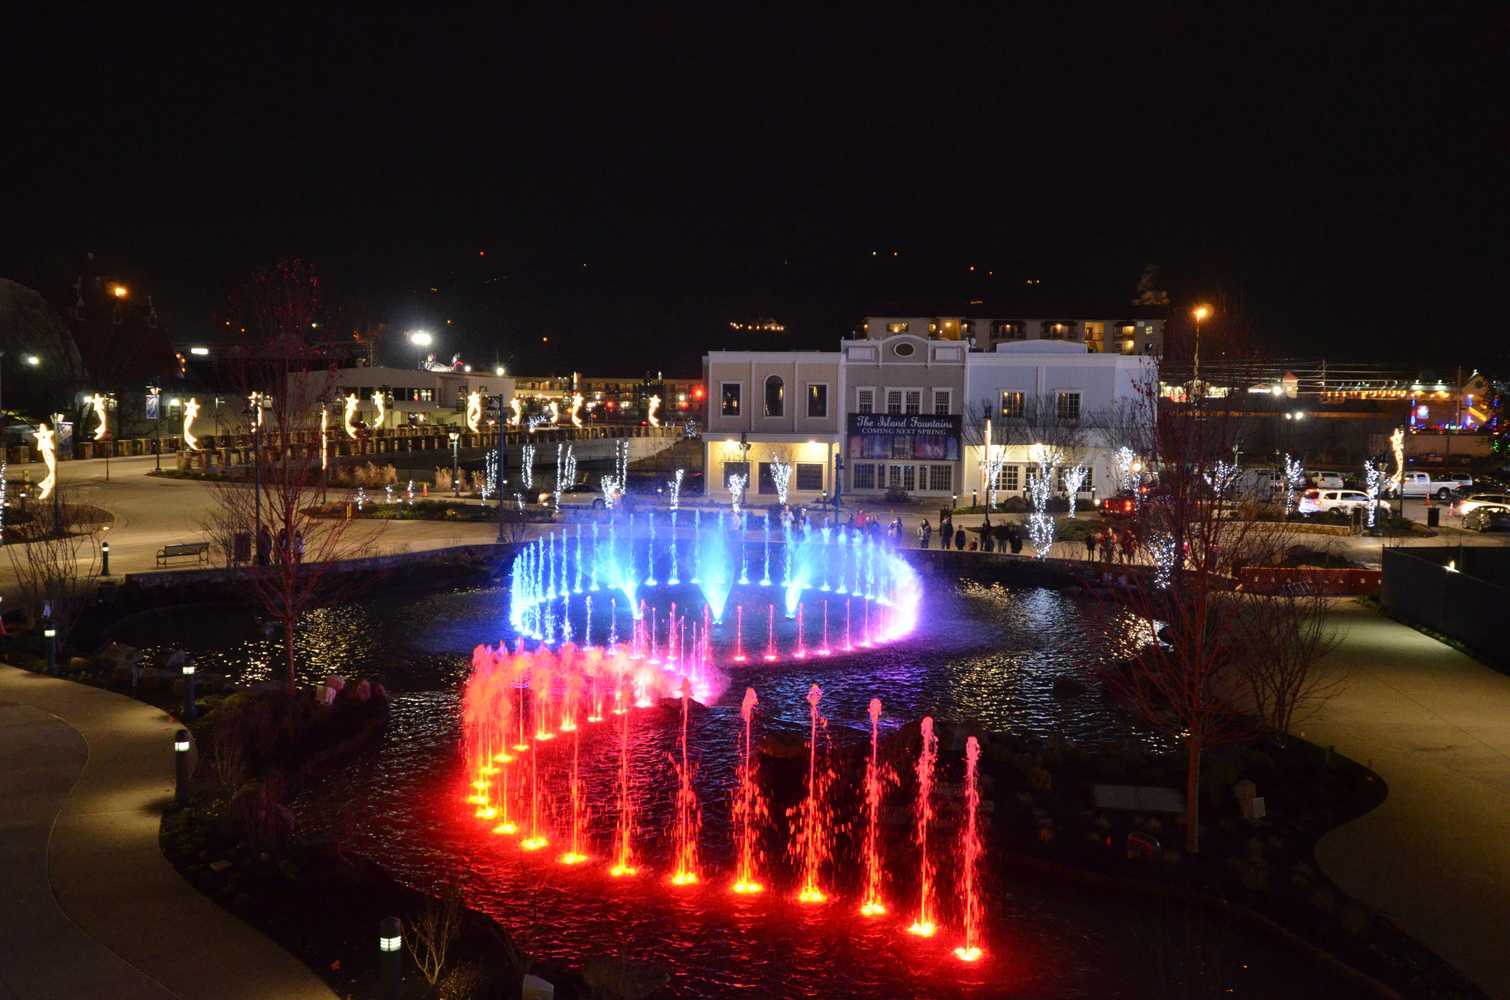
top-left (508, 397), bottom-right (522, 427)
top-left (343, 392), bottom-right (360, 439)
top-left (369, 389), bottom-right (387, 429)
top-left (770, 458), bottom-right (792, 506)
top-left (406, 479), bottom-right (416, 506)
top-left (355, 486), bottom-right (367, 511)
top-left (600, 474), bottom-right (623, 509)
top-left (384, 483), bottom-right (395, 505)
top-left (668, 468), bottom-right (684, 510)
top-left (1204, 460), bottom-right (1239, 499)
top-left (647, 394), bottom-right (662, 428)
top-left (87, 392), bottom-right (109, 441)
top-left (1063, 463), bottom-right (1087, 518)
top-left (1364, 459), bottom-right (1382, 528)
top-left (317, 403), bottom-right (326, 468)
top-left (569, 392), bottom-right (584, 428)
top-left (1027, 442), bottom-right (1062, 559)
top-left (482, 450), bottom-right (498, 500)
top-left (981, 417), bottom-right (1005, 510)
top-left (521, 444), bottom-right (535, 491)
top-left (0, 461), bottom-right (7, 541)
top-left (1389, 427), bottom-right (1405, 497)
top-left (1282, 454), bottom-right (1305, 516)
top-left (1114, 446), bottom-right (1137, 492)
top-left (729, 472), bottom-right (747, 517)
top-left (1150, 531), bottom-right (1177, 589)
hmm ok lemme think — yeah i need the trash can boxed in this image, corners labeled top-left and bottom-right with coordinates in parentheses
top-left (1427, 506), bottom-right (1440, 528)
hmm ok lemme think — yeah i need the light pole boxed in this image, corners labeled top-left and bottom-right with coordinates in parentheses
top-left (1191, 304), bottom-right (1211, 404)
top-left (494, 392), bottom-right (510, 541)
top-left (449, 432), bottom-right (461, 498)
top-left (247, 398), bottom-right (263, 565)
top-left (149, 386), bottom-right (162, 472)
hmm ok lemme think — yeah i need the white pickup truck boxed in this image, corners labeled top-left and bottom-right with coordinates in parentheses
top-left (1396, 471), bottom-right (1473, 499)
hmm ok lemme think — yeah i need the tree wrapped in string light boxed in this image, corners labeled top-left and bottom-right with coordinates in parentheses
top-left (769, 457), bottom-right (792, 507)
top-left (1026, 443), bottom-right (1061, 558)
top-left (668, 468), bottom-right (684, 509)
top-left (1063, 463), bottom-right (1087, 518)
top-left (1364, 459), bottom-right (1382, 528)
top-left (729, 473), bottom-right (748, 518)
top-left (1114, 446), bottom-right (1137, 492)
top-left (1204, 460), bottom-right (1239, 499)
top-left (1282, 454), bottom-right (1305, 516)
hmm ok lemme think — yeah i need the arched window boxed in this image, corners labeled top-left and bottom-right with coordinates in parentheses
top-left (764, 375), bottom-right (785, 417)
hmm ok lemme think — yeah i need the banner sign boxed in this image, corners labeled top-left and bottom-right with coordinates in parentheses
top-left (846, 413), bottom-right (961, 461)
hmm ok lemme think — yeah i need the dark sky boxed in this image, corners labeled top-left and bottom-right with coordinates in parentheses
top-left (5, 8), bottom-right (1508, 377)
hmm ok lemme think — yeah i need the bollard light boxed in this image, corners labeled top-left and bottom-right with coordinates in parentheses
top-left (43, 626), bottom-right (57, 639)
top-left (379, 916), bottom-right (403, 1000)
top-left (181, 660), bottom-right (198, 721)
top-left (101, 540), bottom-right (111, 577)
top-left (43, 624), bottom-right (57, 675)
top-left (174, 728), bottom-right (192, 803)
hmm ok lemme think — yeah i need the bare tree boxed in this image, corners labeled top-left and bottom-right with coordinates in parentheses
top-left (1228, 586), bottom-right (1344, 740)
top-left (405, 886), bottom-right (463, 986)
top-left (1099, 382), bottom-right (1291, 853)
top-left (4, 489), bottom-right (102, 650)
top-left (211, 260), bottom-right (379, 691)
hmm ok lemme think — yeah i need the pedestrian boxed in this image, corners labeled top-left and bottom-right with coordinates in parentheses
top-left (919, 519), bottom-right (932, 548)
top-left (1120, 528), bottom-right (1137, 564)
top-left (255, 524), bottom-right (272, 567)
top-left (1085, 530), bottom-right (1099, 561)
top-left (1101, 526), bottom-right (1115, 564)
top-left (1009, 527), bottom-right (1023, 554)
top-left (954, 526), bottom-right (967, 551)
top-left (893, 516), bottom-right (905, 543)
top-left (294, 530), bottom-right (305, 563)
top-left (275, 526), bottom-right (288, 564)
top-left (982, 525), bottom-right (994, 553)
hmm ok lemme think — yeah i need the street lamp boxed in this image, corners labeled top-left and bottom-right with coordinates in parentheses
top-left (1191, 304), bottom-right (1212, 401)
top-left (449, 431), bottom-right (461, 498)
top-left (110, 283), bottom-right (129, 299)
top-left (409, 329), bottom-right (433, 348)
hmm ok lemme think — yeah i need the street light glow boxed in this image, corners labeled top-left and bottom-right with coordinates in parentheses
top-left (1192, 305), bottom-right (1211, 322)
top-left (190, 346), bottom-right (210, 356)
top-left (110, 283), bottom-right (129, 299)
top-left (409, 330), bottom-right (433, 347)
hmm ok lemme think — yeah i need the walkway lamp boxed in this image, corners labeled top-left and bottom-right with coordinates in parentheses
top-left (174, 729), bottom-right (192, 804)
top-left (379, 917), bottom-right (403, 1000)
top-left (449, 432), bottom-right (461, 498)
top-left (101, 540), bottom-right (110, 577)
top-left (43, 621), bottom-right (57, 674)
top-left (181, 660), bottom-right (197, 722)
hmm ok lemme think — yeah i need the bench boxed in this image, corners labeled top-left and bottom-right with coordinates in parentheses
top-left (157, 541), bottom-right (211, 566)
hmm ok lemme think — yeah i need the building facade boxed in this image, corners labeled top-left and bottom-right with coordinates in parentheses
top-left (288, 365), bottom-right (515, 429)
top-left (862, 306), bottom-right (1165, 356)
top-left (701, 351), bottom-right (843, 502)
top-left (961, 340), bottom-right (1155, 503)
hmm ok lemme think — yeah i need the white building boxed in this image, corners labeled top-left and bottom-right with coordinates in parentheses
top-left (961, 340), bottom-right (1155, 503)
top-left (287, 365), bottom-right (515, 430)
top-left (863, 307), bottom-right (1165, 356)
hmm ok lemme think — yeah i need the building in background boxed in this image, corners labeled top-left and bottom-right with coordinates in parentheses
top-left (287, 365), bottom-right (514, 429)
top-left (861, 304), bottom-right (1165, 356)
top-left (701, 350), bottom-right (843, 502)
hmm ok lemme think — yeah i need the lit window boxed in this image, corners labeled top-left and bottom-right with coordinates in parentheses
top-left (723, 461), bottom-right (750, 487)
top-left (886, 321), bottom-right (910, 335)
top-left (721, 383), bottom-right (742, 417)
top-left (933, 389), bottom-right (951, 415)
top-left (764, 375), bottom-right (785, 417)
top-left (1056, 391), bottom-right (1081, 420)
top-left (1000, 391), bottom-right (1025, 418)
top-left (807, 384), bottom-right (828, 418)
top-left (796, 464), bottom-right (823, 491)
top-left (1002, 465), bottom-right (1020, 491)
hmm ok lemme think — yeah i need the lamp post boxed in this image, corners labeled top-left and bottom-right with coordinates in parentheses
top-left (1191, 304), bottom-right (1211, 404)
top-left (101, 540), bottom-right (110, 577)
top-left (150, 386), bottom-right (163, 472)
top-left (43, 620), bottom-right (57, 675)
top-left (449, 432), bottom-right (461, 498)
top-left (247, 398), bottom-right (264, 565)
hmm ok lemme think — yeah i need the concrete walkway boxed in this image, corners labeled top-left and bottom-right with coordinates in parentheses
top-left (1303, 602), bottom-right (1510, 999)
top-left (0, 665), bottom-right (335, 1000)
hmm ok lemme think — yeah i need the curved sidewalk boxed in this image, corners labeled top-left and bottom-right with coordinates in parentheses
top-left (1304, 602), bottom-right (1510, 999)
top-left (0, 664), bottom-right (335, 1000)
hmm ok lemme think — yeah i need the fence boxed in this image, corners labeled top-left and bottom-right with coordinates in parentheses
top-left (1382, 546), bottom-right (1510, 660)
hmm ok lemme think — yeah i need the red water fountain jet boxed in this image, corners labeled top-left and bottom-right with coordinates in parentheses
top-left (762, 604), bottom-right (777, 662)
top-left (859, 697), bottom-right (896, 916)
top-left (732, 606), bottom-right (747, 662)
top-left (670, 677), bottom-right (702, 886)
top-left (793, 605), bottom-right (808, 659)
top-left (559, 725), bottom-right (588, 864)
top-left (907, 716), bottom-right (939, 937)
top-left (647, 607), bottom-right (660, 664)
top-left (520, 730), bottom-right (549, 851)
top-left (730, 687), bottom-right (767, 895)
top-left (532, 659), bottom-right (555, 742)
top-left (953, 736), bottom-right (984, 962)
top-left (609, 673), bottom-right (638, 877)
top-left (789, 683), bottom-right (833, 904)
top-left (860, 600), bottom-right (872, 647)
top-left (817, 600), bottom-right (831, 656)
top-left (490, 756), bottom-right (518, 836)
top-left (843, 600), bottom-right (853, 652)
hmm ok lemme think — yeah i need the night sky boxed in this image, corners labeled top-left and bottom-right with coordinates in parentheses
top-left (6, 9), bottom-right (1507, 377)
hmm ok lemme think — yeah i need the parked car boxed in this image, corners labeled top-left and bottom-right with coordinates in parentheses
top-left (1298, 489), bottom-right (1392, 519)
top-left (1098, 493), bottom-right (1139, 517)
top-left (1398, 470), bottom-right (1474, 499)
top-left (1306, 470), bottom-right (1345, 489)
top-left (1463, 505), bottom-right (1510, 532)
top-left (1455, 493), bottom-right (1510, 517)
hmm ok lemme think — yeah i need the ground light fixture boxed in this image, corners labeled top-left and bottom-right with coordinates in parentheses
top-left (101, 540), bottom-right (110, 576)
top-left (449, 432), bottom-right (461, 497)
top-left (379, 916), bottom-right (403, 1000)
top-left (43, 624), bottom-right (57, 674)
top-left (173, 728), bottom-right (191, 804)
top-left (181, 661), bottom-right (197, 721)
